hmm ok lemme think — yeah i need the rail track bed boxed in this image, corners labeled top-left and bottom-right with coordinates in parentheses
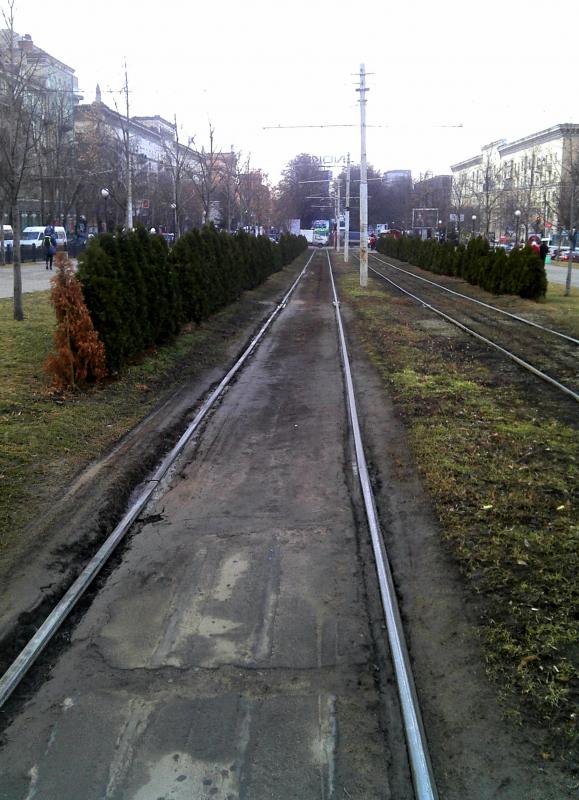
top-left (365, 252), bottom-right (578, 407)
top-left (0, 251), bottom-right (573, 799)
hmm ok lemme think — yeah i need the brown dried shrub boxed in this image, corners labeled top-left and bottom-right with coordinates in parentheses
top-left (44, 253), bottom-right (107, 389)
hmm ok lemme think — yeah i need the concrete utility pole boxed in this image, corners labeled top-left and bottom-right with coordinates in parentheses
top-left (124, 61), bottom-right (133, 230)
top-left (336, 182), bottom-right (341, 252)
top-left (565, 177), bottom-right (576, 297)
top-left (344, 153), bottom-right (351, 263)
top-left (357, 64), bottom-right (369, 287)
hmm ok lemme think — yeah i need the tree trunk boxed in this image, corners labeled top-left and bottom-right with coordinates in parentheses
top-left (12, 201), bottom-right (24, 321)
top-left (564, 184), bottom-right (575, 297)
top-left (0, 204), bottom-right (4, 266)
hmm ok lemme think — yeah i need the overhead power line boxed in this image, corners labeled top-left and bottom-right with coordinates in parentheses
top-left (263, 123), bottom-right (463, 130)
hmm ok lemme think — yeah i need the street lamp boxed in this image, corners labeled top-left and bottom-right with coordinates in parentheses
top-left (471, 214), bottom-right (477, 237)
top-left (101, 188), bottom-right (110, 232)
top-left (170, 202), bottom-right (177, 240)
top-left (514, 209), bottom-right (521, 247)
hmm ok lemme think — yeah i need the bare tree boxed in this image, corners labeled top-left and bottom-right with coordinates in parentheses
top-left (274, 153), bottom-right (332, 229)
top-left (0, 2), bottom-right (42, 319)
top-left (215, 145), bottom-right (240, 232)
top-left (190, 122), bottom-right (223, 225)
top-left (160, 115), bottom-right (195, 238)
top-left (475, 151), bottom-right (503, 239)
top-left (558, 134), bottom-right (579, 296)
top-left (74, 105), bottom-right (127, 230)
top-left (32, 85), bottom-right (78, 225)
top-left (450, 172), bottom-right (471, 240)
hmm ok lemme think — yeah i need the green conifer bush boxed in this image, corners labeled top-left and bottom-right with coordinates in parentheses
top-left (78, 227), bottom-right (307, 376)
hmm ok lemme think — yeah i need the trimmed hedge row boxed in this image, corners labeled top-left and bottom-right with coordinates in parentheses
top-left (376, 236), bottom-right (547, 300)
top-left (77, 226), bottom-right (308, 372)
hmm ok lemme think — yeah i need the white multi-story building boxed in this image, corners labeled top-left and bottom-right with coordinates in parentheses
top-left (0, 31), bottom-right (82, 228)
top-left (450, 124), bottom-right (579, 242)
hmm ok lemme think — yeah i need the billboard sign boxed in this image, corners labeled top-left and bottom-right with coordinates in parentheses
top-left (312, 155), bottom-right (347, 167)
top-left (412, 208), bottom-right (439, 229)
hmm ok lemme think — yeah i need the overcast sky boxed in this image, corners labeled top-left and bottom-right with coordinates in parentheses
top-left (9, 0), bottom-right (574, 183)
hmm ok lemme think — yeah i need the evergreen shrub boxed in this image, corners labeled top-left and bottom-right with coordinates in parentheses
top-left (78, 226), bottom-right (307, 376)
top-left (376, 235), bottom-right (547, 300)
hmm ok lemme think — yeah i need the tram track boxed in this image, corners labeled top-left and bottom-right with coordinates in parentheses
top-left (0, 247), bottom-right (441, 799)
top-left (0, 250), bottom-right (316, 710)
top-left (326, 249), bottom-right (438, 800)
top-left (356, 252), bottom-right (579, 404)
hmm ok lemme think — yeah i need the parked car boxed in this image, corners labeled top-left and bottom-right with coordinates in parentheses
top-left (559, 249), bottom-right (579, 262)
top-left (20, 226), bottom-right (67, 252)
top-left (493, 242), bottom-right (514, 253)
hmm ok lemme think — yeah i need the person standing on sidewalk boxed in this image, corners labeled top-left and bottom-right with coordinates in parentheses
top-left (43, 223), bottom-right (57, 270)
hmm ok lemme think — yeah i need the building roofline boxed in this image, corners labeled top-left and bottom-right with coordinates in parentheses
top-left (481, 138), bottom-right (506, 151)
top-left (450, 154), bottom-right (482, 172)
top-left (498, 123), bottom-right (579, 155)
top-left (76, 102), bottom-right (173, 142)
top-left (0, 31), bottom-right (76, 74)
top-left (132, 114), bottom-right (176, 128)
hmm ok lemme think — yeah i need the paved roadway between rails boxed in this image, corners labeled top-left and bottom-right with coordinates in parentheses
top-left (0, 256), bottom-right (411, 799)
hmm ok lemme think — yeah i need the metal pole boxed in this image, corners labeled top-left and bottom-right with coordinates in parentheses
top-left (124, 60), bottom-right (133, 230)
top-left (357, 63), bottom-right (368, 287)
top-left (336, 183), bottom-right (341, 252)
top-left (344, 153), bottom-right (350, 263)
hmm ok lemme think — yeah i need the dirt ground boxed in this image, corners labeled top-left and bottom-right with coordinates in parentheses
top-left (0, 251), bottom-right (576, 798)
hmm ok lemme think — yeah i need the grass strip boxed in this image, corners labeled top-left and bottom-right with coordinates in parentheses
top-left (339, 270), bottom-right (578, 756)
top-left (0, 258), bottom-right (307, 569)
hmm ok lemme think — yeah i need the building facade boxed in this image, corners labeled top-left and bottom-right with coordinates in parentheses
top-left (0, 30), bottom-right (81, 230)
top-left (412, 174), bottom-right (452, 236)
top-left (451, 124), bottom-right (579, 242)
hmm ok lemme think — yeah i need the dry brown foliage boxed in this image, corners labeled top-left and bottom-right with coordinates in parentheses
top-left (44, 253), bottom-right (107, 389)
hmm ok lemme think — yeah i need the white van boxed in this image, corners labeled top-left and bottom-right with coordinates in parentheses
top-left (0, 225), bottom-right (14, 249)
top-left (21, 226), bottom-right (67, 252)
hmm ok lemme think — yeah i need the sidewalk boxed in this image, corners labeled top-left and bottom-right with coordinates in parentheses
top-left (0, 259), bottom-right (78, 299)
top-left (545, 262), bottom-right (579, 287)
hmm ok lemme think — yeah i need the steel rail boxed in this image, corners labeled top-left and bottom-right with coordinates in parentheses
top-left (355, 257), bottom-right (579, 403)
top-left (0, 250), bottom-right (316, 709)
top-left (326, 250), bottom-right (439, 800)
top-left (368, 253), bottom-right (579, 345)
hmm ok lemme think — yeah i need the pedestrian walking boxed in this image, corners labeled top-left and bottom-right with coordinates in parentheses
top-left (539, 240), bottom-right (549, 264)
top-left (43, 223), bottom-right (57, 270)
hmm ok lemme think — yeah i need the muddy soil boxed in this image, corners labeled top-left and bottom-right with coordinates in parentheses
top-left (0, 260), bottom-right (308, 664)
top-left (0, 251), bottom-right (575, 798)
